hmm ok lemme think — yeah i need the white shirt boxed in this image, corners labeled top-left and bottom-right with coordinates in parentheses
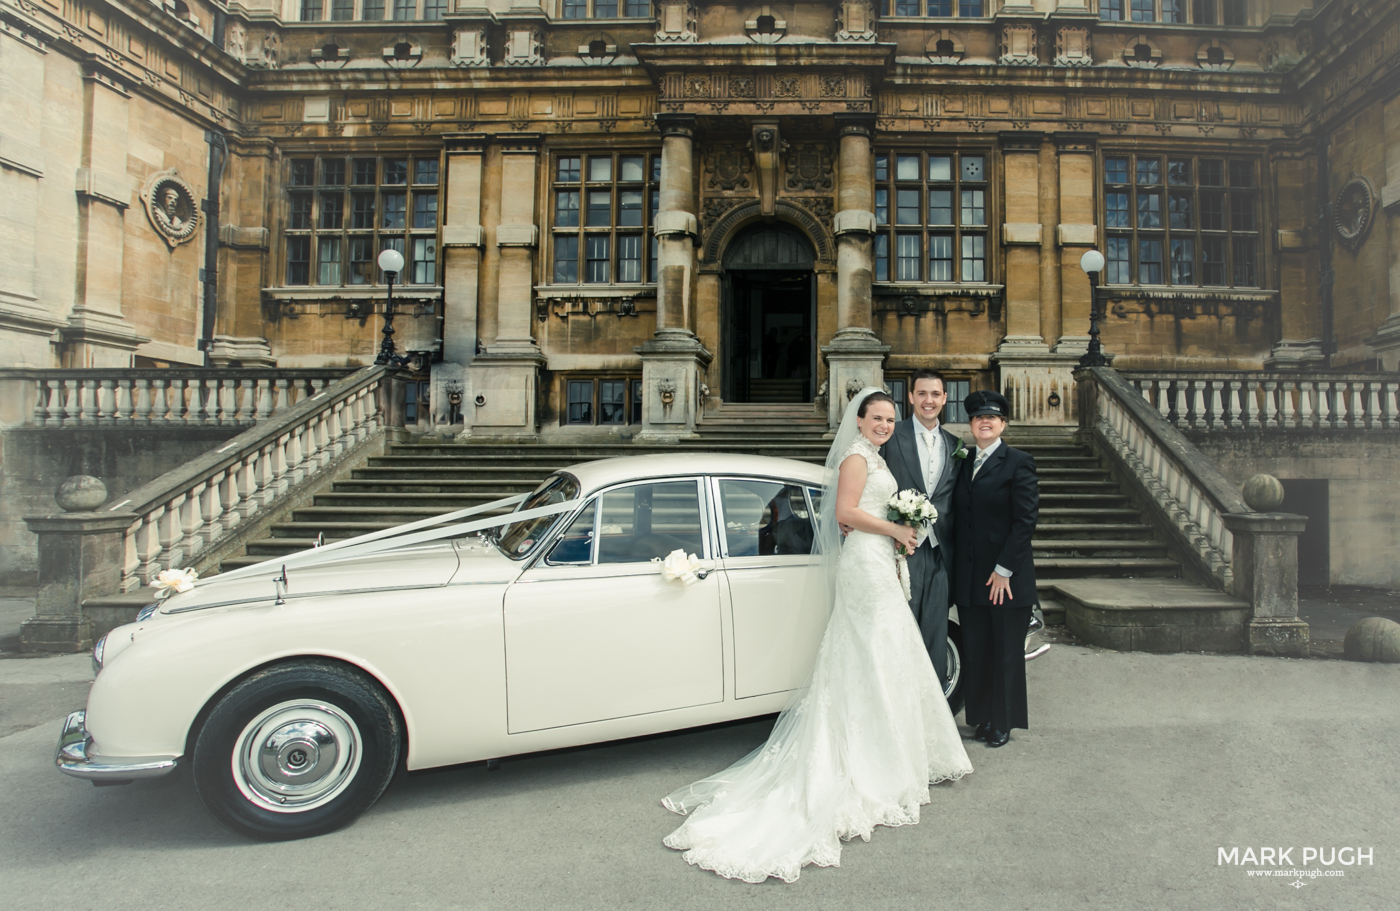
top-left (972, 438), bottom-right (1013, 578)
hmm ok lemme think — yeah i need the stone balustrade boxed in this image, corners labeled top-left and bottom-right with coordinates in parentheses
top-left (1121, 372), bottom-right (1400, 432)
top-left (20, 366), bottom-right (401, 650)
top-left (0, 368), bottom-right (354, 429)
top-left (1077, 366), bottom-right (1309, 656)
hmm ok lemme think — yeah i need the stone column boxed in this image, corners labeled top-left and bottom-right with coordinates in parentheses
top-left (1266, 141), bottom-right (1325, 368)
top-left (636, 114), bottom-right (710, 440)
top-left (463, 132), bottom-right (545, 440)
top-left (822, 114), bottom-right (888, 428)
top-left (21, 512), bottom-right (136, 652)
top-left (1368, 94), bottom-right (1400, 370)
top-left (993, 132), bottom-right (1079, 425)
top-left (436, 134), bottom-right (489, 430)
top-left (1220, 512), bottom-right (1311, 657)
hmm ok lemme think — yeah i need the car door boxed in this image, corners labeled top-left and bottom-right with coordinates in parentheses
top-left (714, 477), bottom-right (828, 699)
top-left (502, 478), bottom-right (724, 734)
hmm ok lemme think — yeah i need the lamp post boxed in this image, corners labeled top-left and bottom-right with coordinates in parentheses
top-left (374, 248), bottom-right (408, 367)
top-left (1078, 248), bottom-right (1107, 368)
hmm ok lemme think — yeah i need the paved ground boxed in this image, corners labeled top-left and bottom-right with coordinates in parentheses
top-left (1, 641), bottom-right (1395, 911)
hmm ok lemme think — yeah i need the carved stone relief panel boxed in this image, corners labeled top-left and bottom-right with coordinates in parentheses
top-left (704, 145), bottom-right (755, 192)
top-left (451, 27), bottom-right (489, 67)
top-left (835, 0), bottom-right (876, 43)
top-left (784, 143), bottom-right (834, 192)
top-left (1334, 176), bottom-right (1377, 253)
top-left (141, 169), bottom-right (201, 249)
top-left (655, 0), bottom-right (697, 43)
top-left (1055, 27), bottom-right (1092, 67)
top-left (503, 27), bottom-right (544, 66)
top-left (1000, 24), bottom-right (1039, 66)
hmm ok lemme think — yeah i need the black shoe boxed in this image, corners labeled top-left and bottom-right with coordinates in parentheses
top-left (985, 729), bottom-right (1010, 748)
top-left (972, 722), bottom-right (992, 742)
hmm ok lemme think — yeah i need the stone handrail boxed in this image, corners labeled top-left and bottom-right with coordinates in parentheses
top-left (108, 366), bottom-right (389, 591)
top-left (0, 368), bottom-right (355, 428)
top-left (1120, 371), bottom-right (1400, 432)
top-left (1078, 366), bottom-right (1251, 589)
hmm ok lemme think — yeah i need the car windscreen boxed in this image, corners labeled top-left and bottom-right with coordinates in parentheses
top-left (496, 473), bottom-right (581, 560)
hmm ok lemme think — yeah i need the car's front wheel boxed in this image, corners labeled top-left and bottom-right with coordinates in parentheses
top-left (943, 622), bottom-right (964, 715)
top-left (192, 661), bottom-right (400, 841)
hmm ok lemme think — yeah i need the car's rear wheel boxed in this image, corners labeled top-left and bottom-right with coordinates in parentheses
top-left (192, 661), bottom-right (400, 841)
top-left (944, 622), bottom-right (965, 715)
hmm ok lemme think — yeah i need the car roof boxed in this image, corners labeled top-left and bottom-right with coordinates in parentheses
top-left (562, 452), bottom-right (826, 494)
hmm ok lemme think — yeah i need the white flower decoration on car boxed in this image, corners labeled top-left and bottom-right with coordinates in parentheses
top-left (659, 549), bottom-right (703, 587)
top-left (151, 567), bottom-right (199, 594)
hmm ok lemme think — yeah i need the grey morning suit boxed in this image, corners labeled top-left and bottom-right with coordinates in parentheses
top-left (881, 416), bottom-right (960, 684)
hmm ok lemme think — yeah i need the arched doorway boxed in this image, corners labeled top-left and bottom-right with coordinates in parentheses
top-left (721, 222), bottom-right (816, 403)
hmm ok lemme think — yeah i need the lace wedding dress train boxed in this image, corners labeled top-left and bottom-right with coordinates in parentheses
top-left (662, 436), bottom-right (973, 883)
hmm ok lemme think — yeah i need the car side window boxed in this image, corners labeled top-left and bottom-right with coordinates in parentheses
top-left (718, 479), bottom-right (814, 557)
top-left (545, 500), bottom-right (596, 565)
top-left (596, 481), bottom-right (705, 565)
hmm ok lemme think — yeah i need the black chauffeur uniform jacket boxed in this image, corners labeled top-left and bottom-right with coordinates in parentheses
top-left (951, 443), bottom-right (1040, 609)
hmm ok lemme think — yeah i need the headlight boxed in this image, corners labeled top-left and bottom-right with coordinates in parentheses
top-left (135, 601), bottom-right (160, 622)
top-left (92, 634), bottom-right (107, 675)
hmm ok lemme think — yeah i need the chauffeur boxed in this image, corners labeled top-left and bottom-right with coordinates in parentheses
top-left (950, 390), bottom-right (1039, 748)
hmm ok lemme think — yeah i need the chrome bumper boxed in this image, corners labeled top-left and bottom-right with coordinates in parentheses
top-left (55, 711), bottom-right (179, 783)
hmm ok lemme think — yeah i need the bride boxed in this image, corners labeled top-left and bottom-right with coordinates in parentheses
top-left (662, 388), bottom-right (973, 883)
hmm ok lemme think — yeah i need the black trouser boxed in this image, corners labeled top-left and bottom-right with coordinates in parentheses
top-left (960, 603), bottom-right (1031, 732)
top-left (907, 545), bottom-right (951, 684)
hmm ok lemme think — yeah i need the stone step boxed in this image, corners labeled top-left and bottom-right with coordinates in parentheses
top-left (1032, 540), bottom-right (1171, 558)
top-left (1038, 480), bottom-right (1123, 492)
top-left (1051, 578), bottom-right (1250, 652)
top-left (1038, 508), bottom-right (1142, 521)
top-left (1033, 557), bottom-right (1181, 578)
top-left (315, 492), bottom-right (529, 507)
top-left (1031, 523), bottom-right (1156, 539)
top-left (1039, 493), bottom-right (1131, 506)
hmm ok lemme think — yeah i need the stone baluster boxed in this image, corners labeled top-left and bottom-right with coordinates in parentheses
top-left (1333, 381), bottom-right (1349, 427)
top-left (40, 380), bottom-right (61, 426)
top-left (1350, 382), bottom-right (1365, 428)
top-left (132, 379), bottom-right (152, 424)
top-left (1262, 380), bottom-right (1279, 428)
top-left (1384, 382), bottom-right (1399, 429)
top-left (1173, 381), bottom-right (1189, 428)
top-left (1155, 379), bottom-right (1171, 422)
top-left (1222, 379), bottom-right (1241, 428)
top-left (218, 378), bottom-right (237, 424)
top-left (198, 475), bottom-right (222, 548)
top-left (96, 379), bottom-right (116, 424)
top-left (181, 482), bottom-right (206, 560)
top-left (233, 378), bottom-right (255, 423)
top-left (80, 379), bottom-right (99, 424)
top-left (157, 494), bottom-right (185, 571)
top-left (1207, 381), bottom-right (1225, 430)
top-left (1316, 380), bottom-right (1331, 427)
top-left (1280, 379), bottom-right (1297, 428)
top-left (1297, 381), bottom-right (1314, 428)
top-left (273, 378), bottom-right (291, 416)
top-left (1191, 381), bottom-right (1207, 429)
top-left (1244, 379), bottom-right (1260, 428)
top-left (254, 378), bottom-right (274, 421)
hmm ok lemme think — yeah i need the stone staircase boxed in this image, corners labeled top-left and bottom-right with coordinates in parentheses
top-left (220, 423), bottom-right (1189, 605)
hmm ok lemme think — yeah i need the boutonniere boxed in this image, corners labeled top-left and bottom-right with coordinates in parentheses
top-left (952, 441), bottom-right (971, 460)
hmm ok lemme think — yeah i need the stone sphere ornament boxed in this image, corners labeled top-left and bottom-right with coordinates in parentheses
top-left (1241, 474), bottom-right (1285, 511)
top-left (54, 475), bottom-right (108, 512)
top-left (1343, 617), bottom-right (1400, 663)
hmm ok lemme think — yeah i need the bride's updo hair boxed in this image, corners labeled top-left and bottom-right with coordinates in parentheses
top-left (856, 390), bottom-right (896, 417)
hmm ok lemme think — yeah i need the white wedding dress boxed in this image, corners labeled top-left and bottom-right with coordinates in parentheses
top-left (662, 434), bottom-right (973, 883)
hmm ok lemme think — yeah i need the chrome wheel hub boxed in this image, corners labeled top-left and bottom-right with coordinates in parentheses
top-left (232, 701), bottom-right (362, 813)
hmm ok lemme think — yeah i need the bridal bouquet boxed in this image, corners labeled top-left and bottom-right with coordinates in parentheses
top-left (886, 489), bottom-right (938, 557)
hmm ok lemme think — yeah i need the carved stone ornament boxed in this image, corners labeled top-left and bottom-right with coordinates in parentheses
top-left (785, 143), bottom-right (834, 192)
top-left (1000, 24), bottom-right (1039, 66)
top-left (926, 30), bottom-right (964, 65)
top-left (1055, 26), bottom-right (1092, 67)
top-left (141, 169), bottom-right (201, 249)
top-left (451, 27), bottom-right (489, 67)
top-left (729, 76), bottom-right (757, 98)
top-left (224, 20), bottom-right (247, 61)
top-left (835, 0), bottom-right (876, 43)
top-left (1334, 176), bottom-right (1377, 253)
top-left (705, 146), bottom-right (754, 192)
top-left (655, 0), bottom-right (697, 44)
top-left (746, 6), bottom-right (787, 45)
top-left (503, 27), bottom-right (544, 67)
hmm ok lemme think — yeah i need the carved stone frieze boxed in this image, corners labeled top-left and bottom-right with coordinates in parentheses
top-left (1055, 27), bottom-right (1092, 67)
top-left (774, 77), bottom-right (800, 98)
top-left (684, 75), bottom-right (711, 98)
top-left (729, 76), bottom-right (756, 98)
top-left (704, 145), bottom-right (754, 192)
top-left (784, 143), bottom-right (834, 192)
top-left (819, 75), bottom-right (846, 98)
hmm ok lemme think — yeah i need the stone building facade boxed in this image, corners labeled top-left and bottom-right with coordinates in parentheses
top-left (3, 0), bottom-right (1399, 436)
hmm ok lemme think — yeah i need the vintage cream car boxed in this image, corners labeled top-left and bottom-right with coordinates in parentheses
top-left (57, 453), bottom-right (982, 840)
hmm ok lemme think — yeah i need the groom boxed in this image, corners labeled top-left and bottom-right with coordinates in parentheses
top-left (880, 369), bottom-right (960, 685)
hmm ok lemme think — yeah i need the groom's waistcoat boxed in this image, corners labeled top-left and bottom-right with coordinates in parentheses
top-left (880, 418), bottom-right (957, 556)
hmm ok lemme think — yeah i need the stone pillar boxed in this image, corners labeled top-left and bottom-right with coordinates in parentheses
top-left (1220, 512), bottom-right (1310, 657)
top-left (21, 512), bottom-right (136, 652)
top-left (636, 114), bottom-right (711, 440)
top-left (65, 63), bottom-right (148, 366)
top-left (822, 114), bottom-right (888, 428)
top-left (993, 132), bottom-right (1080, 425)
top-left (1267, 141), bottom-right (1325, 368)
top-left (0, 23), bottom-right (66, 366)
top-left (437, 134), bottom-right (488, 429)
top-left (1368, 94), bottom-right (1400, 370)
top-left (462, 132), bottom-right (545, 440)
